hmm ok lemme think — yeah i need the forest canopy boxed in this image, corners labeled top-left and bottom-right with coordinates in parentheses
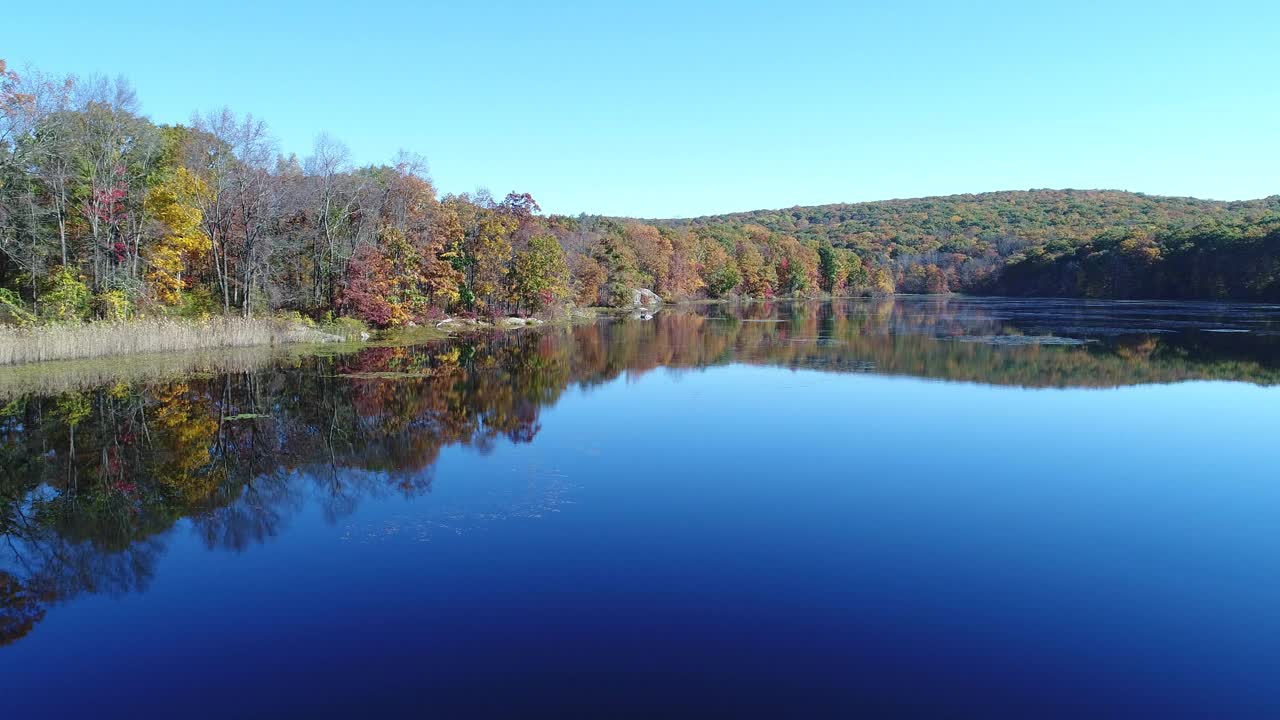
top-left (3, 58), bottom-right (1279, 330)
top-left (648, 190), bottom-right (1280, 298)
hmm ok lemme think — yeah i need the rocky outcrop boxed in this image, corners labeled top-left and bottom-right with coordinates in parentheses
top-left (434, 317), bottom-right (543, 330)
top-left (631, 289), bottom-right (662, 308)
top-left (629, 289), bottom-right (662, 320)
top-left (283, 326), bottom-right (347, 343)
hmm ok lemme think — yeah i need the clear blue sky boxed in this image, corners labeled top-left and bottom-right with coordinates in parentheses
top-left (4, 1), bottom-right (1277, 217)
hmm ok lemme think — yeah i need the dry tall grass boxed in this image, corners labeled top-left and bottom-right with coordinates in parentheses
top-left (0, 318), bottom-right (343, 366)
top-left (0, 345), bottom-right (287, 401)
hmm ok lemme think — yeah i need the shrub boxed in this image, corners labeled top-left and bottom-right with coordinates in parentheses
top-left (325, 316), bottom-right (369, 340)
top-left (0, 289), bottom-right (35, 327)
top-left (94, 290), bottom-right (133, 321)
top-left (177, 286), bottom-right (220, 319)
top-left (279, 310), bottom-right (314, 327)
top-left (41, 267), bottom-right (91, 322)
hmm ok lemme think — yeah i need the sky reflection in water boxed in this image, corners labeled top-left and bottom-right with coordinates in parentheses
top-left (2, 297), bottom-right (1280, 717)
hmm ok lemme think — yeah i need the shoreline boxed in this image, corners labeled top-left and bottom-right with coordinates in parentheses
top-left (0, 317), bottom-right (363, 368)
top-left (0, 306), bottom-right (607, 375)
top-left (7, 291), bottom-right (1268, 370)
top-left (0, 294), bottom-right (1029, 370)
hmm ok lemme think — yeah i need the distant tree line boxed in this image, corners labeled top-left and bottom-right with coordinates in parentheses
top-left (657, 190), bottom-right (1280, 297)
top-left (986, 222), bottom-right (1280, 300)
top-left (3, 59), bottom-right (1279, 329)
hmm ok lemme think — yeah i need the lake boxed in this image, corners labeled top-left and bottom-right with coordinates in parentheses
top-left (3, 296), bottom-right (1280, 717)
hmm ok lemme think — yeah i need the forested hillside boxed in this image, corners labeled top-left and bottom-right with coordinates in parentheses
top-left (989, 221), bottom-right (1280, 300)
top-left (646, 191), bottom-right (1280, 296)
top-left (3, 58), bottom-right (1279, 332)
top-left (655, 191), bottom-right (1278, 251)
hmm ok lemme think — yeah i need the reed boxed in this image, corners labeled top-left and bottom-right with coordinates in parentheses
top-left (0, 318), bottom-right (345, 366)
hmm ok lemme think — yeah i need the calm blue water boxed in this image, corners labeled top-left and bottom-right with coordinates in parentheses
top-left (3, 297), bottom-right (1280, 717)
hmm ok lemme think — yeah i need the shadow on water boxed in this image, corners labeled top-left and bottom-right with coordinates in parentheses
top-left (3, 295), bottom-right (1280, 646)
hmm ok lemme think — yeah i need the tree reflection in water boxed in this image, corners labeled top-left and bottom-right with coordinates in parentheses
top-left (3, 296), bottom-right (1279, 645)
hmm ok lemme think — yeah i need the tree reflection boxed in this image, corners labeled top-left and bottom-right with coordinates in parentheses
top-left (2, 297), bottom-right (1279, 645)
top-left (0, 572), bottom-right (47, 648)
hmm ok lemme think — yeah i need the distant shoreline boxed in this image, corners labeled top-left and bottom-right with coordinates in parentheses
top-left (6, 292), bottom-right (1280, 370)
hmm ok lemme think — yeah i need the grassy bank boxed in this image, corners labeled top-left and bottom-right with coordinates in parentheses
top-left (0, 344), bottom-right (298, 400)
top-left (0, 303), bottom-right (612, 368)
top-left (0, 317), bottom-right (359, 366)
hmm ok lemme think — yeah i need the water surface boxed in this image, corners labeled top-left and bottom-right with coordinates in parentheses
top-left (3, 297), bottom-right (1280, 717)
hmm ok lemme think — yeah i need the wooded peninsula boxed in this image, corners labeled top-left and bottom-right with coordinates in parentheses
top-left (3, 59), bottom-right (1278, 343)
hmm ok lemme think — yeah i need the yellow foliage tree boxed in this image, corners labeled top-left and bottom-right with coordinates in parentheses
top-left (144, 168), bottom-right (212, 305)
top-left (468, 210), bottom-right (518, 310)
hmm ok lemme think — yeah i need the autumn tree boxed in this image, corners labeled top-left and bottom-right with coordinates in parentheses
top-left (510, 233), bottom-right (569, 315)
top-left (143, 167), bottom-right (211, 305)
top-left (844, 251), bottom-right (869, 292)
top-left (818, 243), bottom-right (841, 292)
top-left (189, 109), bottom-right (278, 314)
top-left (737, 243), bottom-right (774, 297)
top-left (0, 62), bottom-right (76, 292)
top-left (666, 229), bottom-right (704, 299)
top-left (69, 77), bottom-right (160, 293)
top-left (624, 222), bottom-right (673, 294)
top-left (592, 232), bottom-right (645, 306)
top-left (466, 207), bottom-right (517, 311)
top-left (702, 239), bottom-right (741, 297)
top-left (364, 159), bottom-right (461, 312)
top-left (569, 252), bottom-right (607, 306)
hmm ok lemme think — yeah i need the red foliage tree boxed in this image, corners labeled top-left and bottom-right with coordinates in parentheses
top-left (340, 244), bottom-right (396, 326)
